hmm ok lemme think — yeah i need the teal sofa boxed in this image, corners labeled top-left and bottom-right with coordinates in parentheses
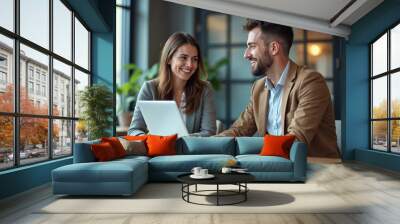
top-left (52, 137), bottom-right (307, 196)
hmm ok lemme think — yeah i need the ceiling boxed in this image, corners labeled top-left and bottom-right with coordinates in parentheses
top-left (163, 0), bottom-right (384, 38)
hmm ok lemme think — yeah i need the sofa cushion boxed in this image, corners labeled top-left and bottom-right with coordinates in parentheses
top-left (260, 135), bottom-right (296, 159)
top-left (178, 137), bottom-right (235, 155)
top-left (53, 158), bottom-right (148, 183)
top-left (101, 137), bottom-right (127, 158)
top-left (119, 138), bottom-right (147, 156)
top-left (74, 140), bottom-right (100, 163)
top-left (147, 134), bottom-right (177, 157)
top-left (148, 154), bottom-right (235, 172)
top-left (91, 142), bottom-right (118, 161)
top-left (123, 135), bottom-right (148, 141)
top-left (235, 137), bottom-right (263, 155)
top-left (236, 155), bottom-right (293, 172)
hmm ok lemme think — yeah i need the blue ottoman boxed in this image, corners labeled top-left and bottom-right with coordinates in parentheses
top-left (52, 156), bottom-right (149, 196)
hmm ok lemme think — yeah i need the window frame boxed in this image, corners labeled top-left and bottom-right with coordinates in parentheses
top-left (196, 10), bottom-right (338, 127)
top-left (0, 0), bottom-right (92, 171)
top-left (369, 20), bottom-right (400, 154)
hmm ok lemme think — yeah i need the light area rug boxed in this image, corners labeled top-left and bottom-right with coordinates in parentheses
top-left (38, 183), bottom-right (361, 214)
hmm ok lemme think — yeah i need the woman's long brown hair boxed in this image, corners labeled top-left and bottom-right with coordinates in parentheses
top-left (157, 32), bottom-right (207, 114)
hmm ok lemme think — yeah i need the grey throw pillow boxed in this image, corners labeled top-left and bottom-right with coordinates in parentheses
top-left (119, 138), bottom-right (147, 156)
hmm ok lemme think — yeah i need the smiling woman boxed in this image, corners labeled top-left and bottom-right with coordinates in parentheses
top-left (128, 32), bottom-right (217, 137)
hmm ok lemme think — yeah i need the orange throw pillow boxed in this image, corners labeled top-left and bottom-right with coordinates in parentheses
top-left (123, 135), bottom-right (148, 141)
top-left (91, 142), bottom-right (117, 161)
top-left (146, 134), bottom-right (177, 157)
top-left (101, 137), bottom-right (126, 158)
top-left (260, 135), bottom-right (296, 159)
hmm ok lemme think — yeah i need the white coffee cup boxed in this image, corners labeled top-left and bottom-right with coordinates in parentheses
top-left (199, 169), bottom-right (208, 176)
top-left (221, 167), bottom-right (232, 174)
top-left (191, 167), bottom-right (202, 176)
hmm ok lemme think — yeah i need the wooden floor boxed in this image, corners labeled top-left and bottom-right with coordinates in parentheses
top-left (1, 160), bottom-right (400, 224)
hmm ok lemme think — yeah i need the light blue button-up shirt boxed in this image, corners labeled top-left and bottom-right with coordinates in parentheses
top-left (265, 62), bottom-right (290, 136)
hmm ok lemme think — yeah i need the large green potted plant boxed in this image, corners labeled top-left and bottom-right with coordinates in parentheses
top-left (116, 63), bottom-right (159, 127)
top-left (79, 84), bottom-right (113, 140)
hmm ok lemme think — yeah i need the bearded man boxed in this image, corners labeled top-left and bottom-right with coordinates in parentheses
top-left (218, 19), bottom-right (340, 158)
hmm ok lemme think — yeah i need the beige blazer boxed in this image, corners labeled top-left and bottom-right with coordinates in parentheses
top-left (219, 60), bottom-right (340, 158)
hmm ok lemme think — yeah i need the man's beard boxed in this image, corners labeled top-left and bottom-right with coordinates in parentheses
top-left (251, 53), bottom-right (272, 77)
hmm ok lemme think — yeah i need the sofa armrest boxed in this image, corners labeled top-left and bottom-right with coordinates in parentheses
top-left (73, 140), bottom-right (100, 163)
top-left (289, 141), bottom-right (307, 181)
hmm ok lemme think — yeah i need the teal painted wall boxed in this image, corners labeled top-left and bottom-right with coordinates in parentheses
top-left (0, 158), bottom-right (72, 199)
top-left (92, 32), bottom-right (115, 136)
top-left (92, 33), bottom-right (114, 87)
top-left (345, 0), bottom-right (400, 171)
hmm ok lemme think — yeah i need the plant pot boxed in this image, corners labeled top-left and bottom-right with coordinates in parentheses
top-left (118, 111), bottom-right (133, 128)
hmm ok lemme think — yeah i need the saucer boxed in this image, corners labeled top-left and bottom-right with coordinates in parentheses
top-left (190, 174), bottom-right (215, 179)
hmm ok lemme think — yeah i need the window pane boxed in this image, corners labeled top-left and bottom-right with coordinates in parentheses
top-left (307, 43), bottom-right (333, 78)
top-left (391, 72), bottom-right (400, 118)
top-left (53, 0), bottom-right (72, 60)
top-left (116, 0), bottom-right (131, 6)
top-left (116, 6), bottom-right (131, 86)
top-left (0, 116), bottom-right (13, 170)
top-left (74, 69), bottom-right (89, 118)
top-left (207, 14), bottom-right (227, 44)
top-left (372, 121), bottom-right (388, 151)
top-left (75, 120), bottom-right (88, 143)
top-left (231, 47), bottom-right (249, 80)
top-left (391, 24), bottom-right (400, 70)
top-left (20, 117), bottom-right (49, 165)
top-left (75, 17), bottom-right (89, 70)
top-left (20, 44), bottom-right (49, 115)
top-left (20, 0), bottom-right (49, 49)
top-left (231, 16), bottom-right (247, 44)
top-left (391, 120), bottom-right (400, 153)
top-left (289, 43), bottom-right (304, 66)
top-left (0, 35), bottom-right (14, 112)
top-left (207, 48), bottom-right (227, 80)
top-left (53, 119), bottom-right (72, 158)
top-left (53, 59), bottom-right (72, 117)
top-left (0, 0), bottom-right (14, 31)
top-left (230, 83), bottom-right (252, 120)
top-left (214, 83), bottom-right (226, 120)
top-left (293, 28), bottom-right (304, 41)
top-left (372, 33), bottom-right (387, 76)
top-left (372, 77), bottom-right (387, 119)
top-left (307, 31), bottom-right (332, 40)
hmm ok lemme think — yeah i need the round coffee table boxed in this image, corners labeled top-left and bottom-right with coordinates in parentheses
top-left (177, 172), bottom-right (255, 206)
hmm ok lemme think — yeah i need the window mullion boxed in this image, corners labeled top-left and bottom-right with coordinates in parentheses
top-left (71, 11), bottom-right (76, 154)
top-left (14, 0), bottom-right (20, 166)
top-left (49, 0), bottom-right (53, 159)
top-left (388, 29), bottom-right (391, 152)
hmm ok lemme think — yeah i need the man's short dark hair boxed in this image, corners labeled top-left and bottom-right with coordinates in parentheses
top-left (244, 19), bottom-right (293, 55)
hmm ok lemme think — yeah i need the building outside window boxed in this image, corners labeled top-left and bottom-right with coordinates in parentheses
top-left (0, 54), bottom-right (7, 67)
top-left (0, 71), bottom-right (7, 86)
top-left (28, 67), bottom-right (34, 80)
top-left (0, 54), bottom-right (7, 90)
top-left (370, 23), bottom-right (400, 154)
top-left (0, 0), bottom-right (91, 170)
top-left (28, 81), bottom-right (34, 94)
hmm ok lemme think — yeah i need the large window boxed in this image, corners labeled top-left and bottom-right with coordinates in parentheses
top-left (197, 11), bottom-right (338, 127)
top-left (0, 0), bottom-right (91, 170)
top-left (370, 23), bottom-right (400, 153)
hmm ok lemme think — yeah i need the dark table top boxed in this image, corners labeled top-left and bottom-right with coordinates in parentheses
top-left (177, 172), bottom-right (255, 185)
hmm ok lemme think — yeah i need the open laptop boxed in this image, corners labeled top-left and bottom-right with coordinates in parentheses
top-left (137, 100), bottom-right (189, 137)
